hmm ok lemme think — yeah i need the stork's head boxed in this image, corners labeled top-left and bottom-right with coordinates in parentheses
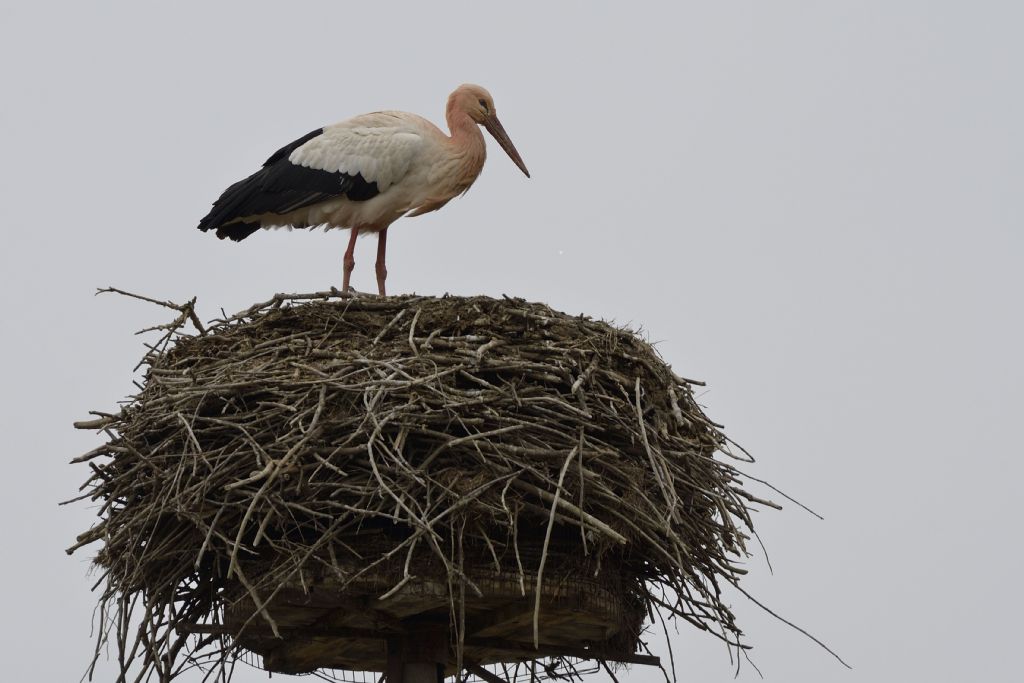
top-left (449, 84), bottom-right (530, 178)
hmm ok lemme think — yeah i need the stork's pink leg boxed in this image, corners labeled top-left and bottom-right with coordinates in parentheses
top-left (343, 227), bottom-right (360, 292)
top-left (375, 227), bottom-right (389, 296)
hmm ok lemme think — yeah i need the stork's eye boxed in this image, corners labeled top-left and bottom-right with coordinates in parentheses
top-left (478, 98), bottom-right (488, 111)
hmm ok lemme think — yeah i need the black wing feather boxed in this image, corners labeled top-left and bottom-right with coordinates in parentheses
top-left (197, 128), bottom-right (380, 241)
top-left (263, 128), bottom-right (324, 166)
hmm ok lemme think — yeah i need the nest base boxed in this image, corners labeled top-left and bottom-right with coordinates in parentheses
top-left (222, 568), bottom-right (650, 674)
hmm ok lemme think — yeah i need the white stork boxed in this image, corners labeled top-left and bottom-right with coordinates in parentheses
top-left (197, 84), bottom-right (529, 295)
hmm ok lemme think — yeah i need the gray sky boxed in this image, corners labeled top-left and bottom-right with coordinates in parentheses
top-left (2, 1), bottom-right (1021, 681)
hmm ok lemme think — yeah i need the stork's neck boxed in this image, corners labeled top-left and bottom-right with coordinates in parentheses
top-left (443, 107), bottom-right (487, 186)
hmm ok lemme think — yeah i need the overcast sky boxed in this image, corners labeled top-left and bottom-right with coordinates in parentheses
top-left (2, 1), bottom-right (1022, 681)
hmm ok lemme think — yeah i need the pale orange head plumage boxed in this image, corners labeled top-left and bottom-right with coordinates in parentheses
top-left (448, 84), bottom-right (530, 177)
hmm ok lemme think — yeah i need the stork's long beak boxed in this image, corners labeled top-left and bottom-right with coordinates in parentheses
top-left (484, 115), bottom-right (530, 178)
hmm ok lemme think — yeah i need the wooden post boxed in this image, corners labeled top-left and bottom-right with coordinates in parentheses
top-left (386, 623), bottom-right (449, 683)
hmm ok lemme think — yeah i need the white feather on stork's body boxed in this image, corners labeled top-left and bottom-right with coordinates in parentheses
top-left (198, 84), bottom-right (529, 295)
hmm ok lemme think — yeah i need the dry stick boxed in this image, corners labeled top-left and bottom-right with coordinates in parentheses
top-left (233, 517), bottom-right (350, 639)
top-left (729, 580), bottom-right (851, 669)
top-left (372, 308), bottom-right (407, 344)
top-left (377, 536), bottom-right (421, 601)
top-left (509, 480), bottom-right (627, 545)
top-left (227, 386), bottom-right (326, 579)
top-left (232, 563), bottom-right (280, 639)
top-left (511, 504), bottom-right (526, 597)
top-left (570, 357), bottom-right (599, 394)
top-left (455, 516), bottom-right (467, 681)
top-left (599, 660), bottom-right (621, 683)
top-left (407, 306), bottom-right (422, 355)
top-left (635, 377), bottom-right (678, 521)
top-left (194, 507), bottom-right (225, 570)
top-left (741, 647), bottom-right (765, 680)
top-left (476, 521), bottom-right (502, 573)
top-left (533, 445), bottom-right (578, 649)
top-left (252, 507), bottom-right (275, 547)
top-left (220, 290), bottom-right (343, 324)
top-left (97, 287), bottom-right (207, 335)
top-left (468, 664), bottom-right (508, 683)
top-left (74, 415), bottom-right (118, 430)
top-left (419, 424), bottom-right (527, 471)
top-left (726, 464), bottom-right (824, 520)
top-left (178, 413), bottom-right (203, 454)
top-left (654, 595), bottom-right (679, 683)
top-left (576, 428), bottom-right (588, 555)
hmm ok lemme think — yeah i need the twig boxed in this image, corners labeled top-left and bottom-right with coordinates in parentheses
top-left (534, 446), bottom-right (577, 649)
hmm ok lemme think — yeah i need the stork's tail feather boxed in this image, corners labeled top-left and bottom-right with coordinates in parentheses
top-left (197, 169), bottom-right (268, 240)
top-left (214, 222), bottom-right (262, 242)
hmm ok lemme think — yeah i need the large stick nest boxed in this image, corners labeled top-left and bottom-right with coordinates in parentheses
top-left (68, 291), bottom-right (778, 682)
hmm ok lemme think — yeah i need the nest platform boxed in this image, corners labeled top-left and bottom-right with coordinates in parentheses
top-left (69, 291), bottom-right (773, 682)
